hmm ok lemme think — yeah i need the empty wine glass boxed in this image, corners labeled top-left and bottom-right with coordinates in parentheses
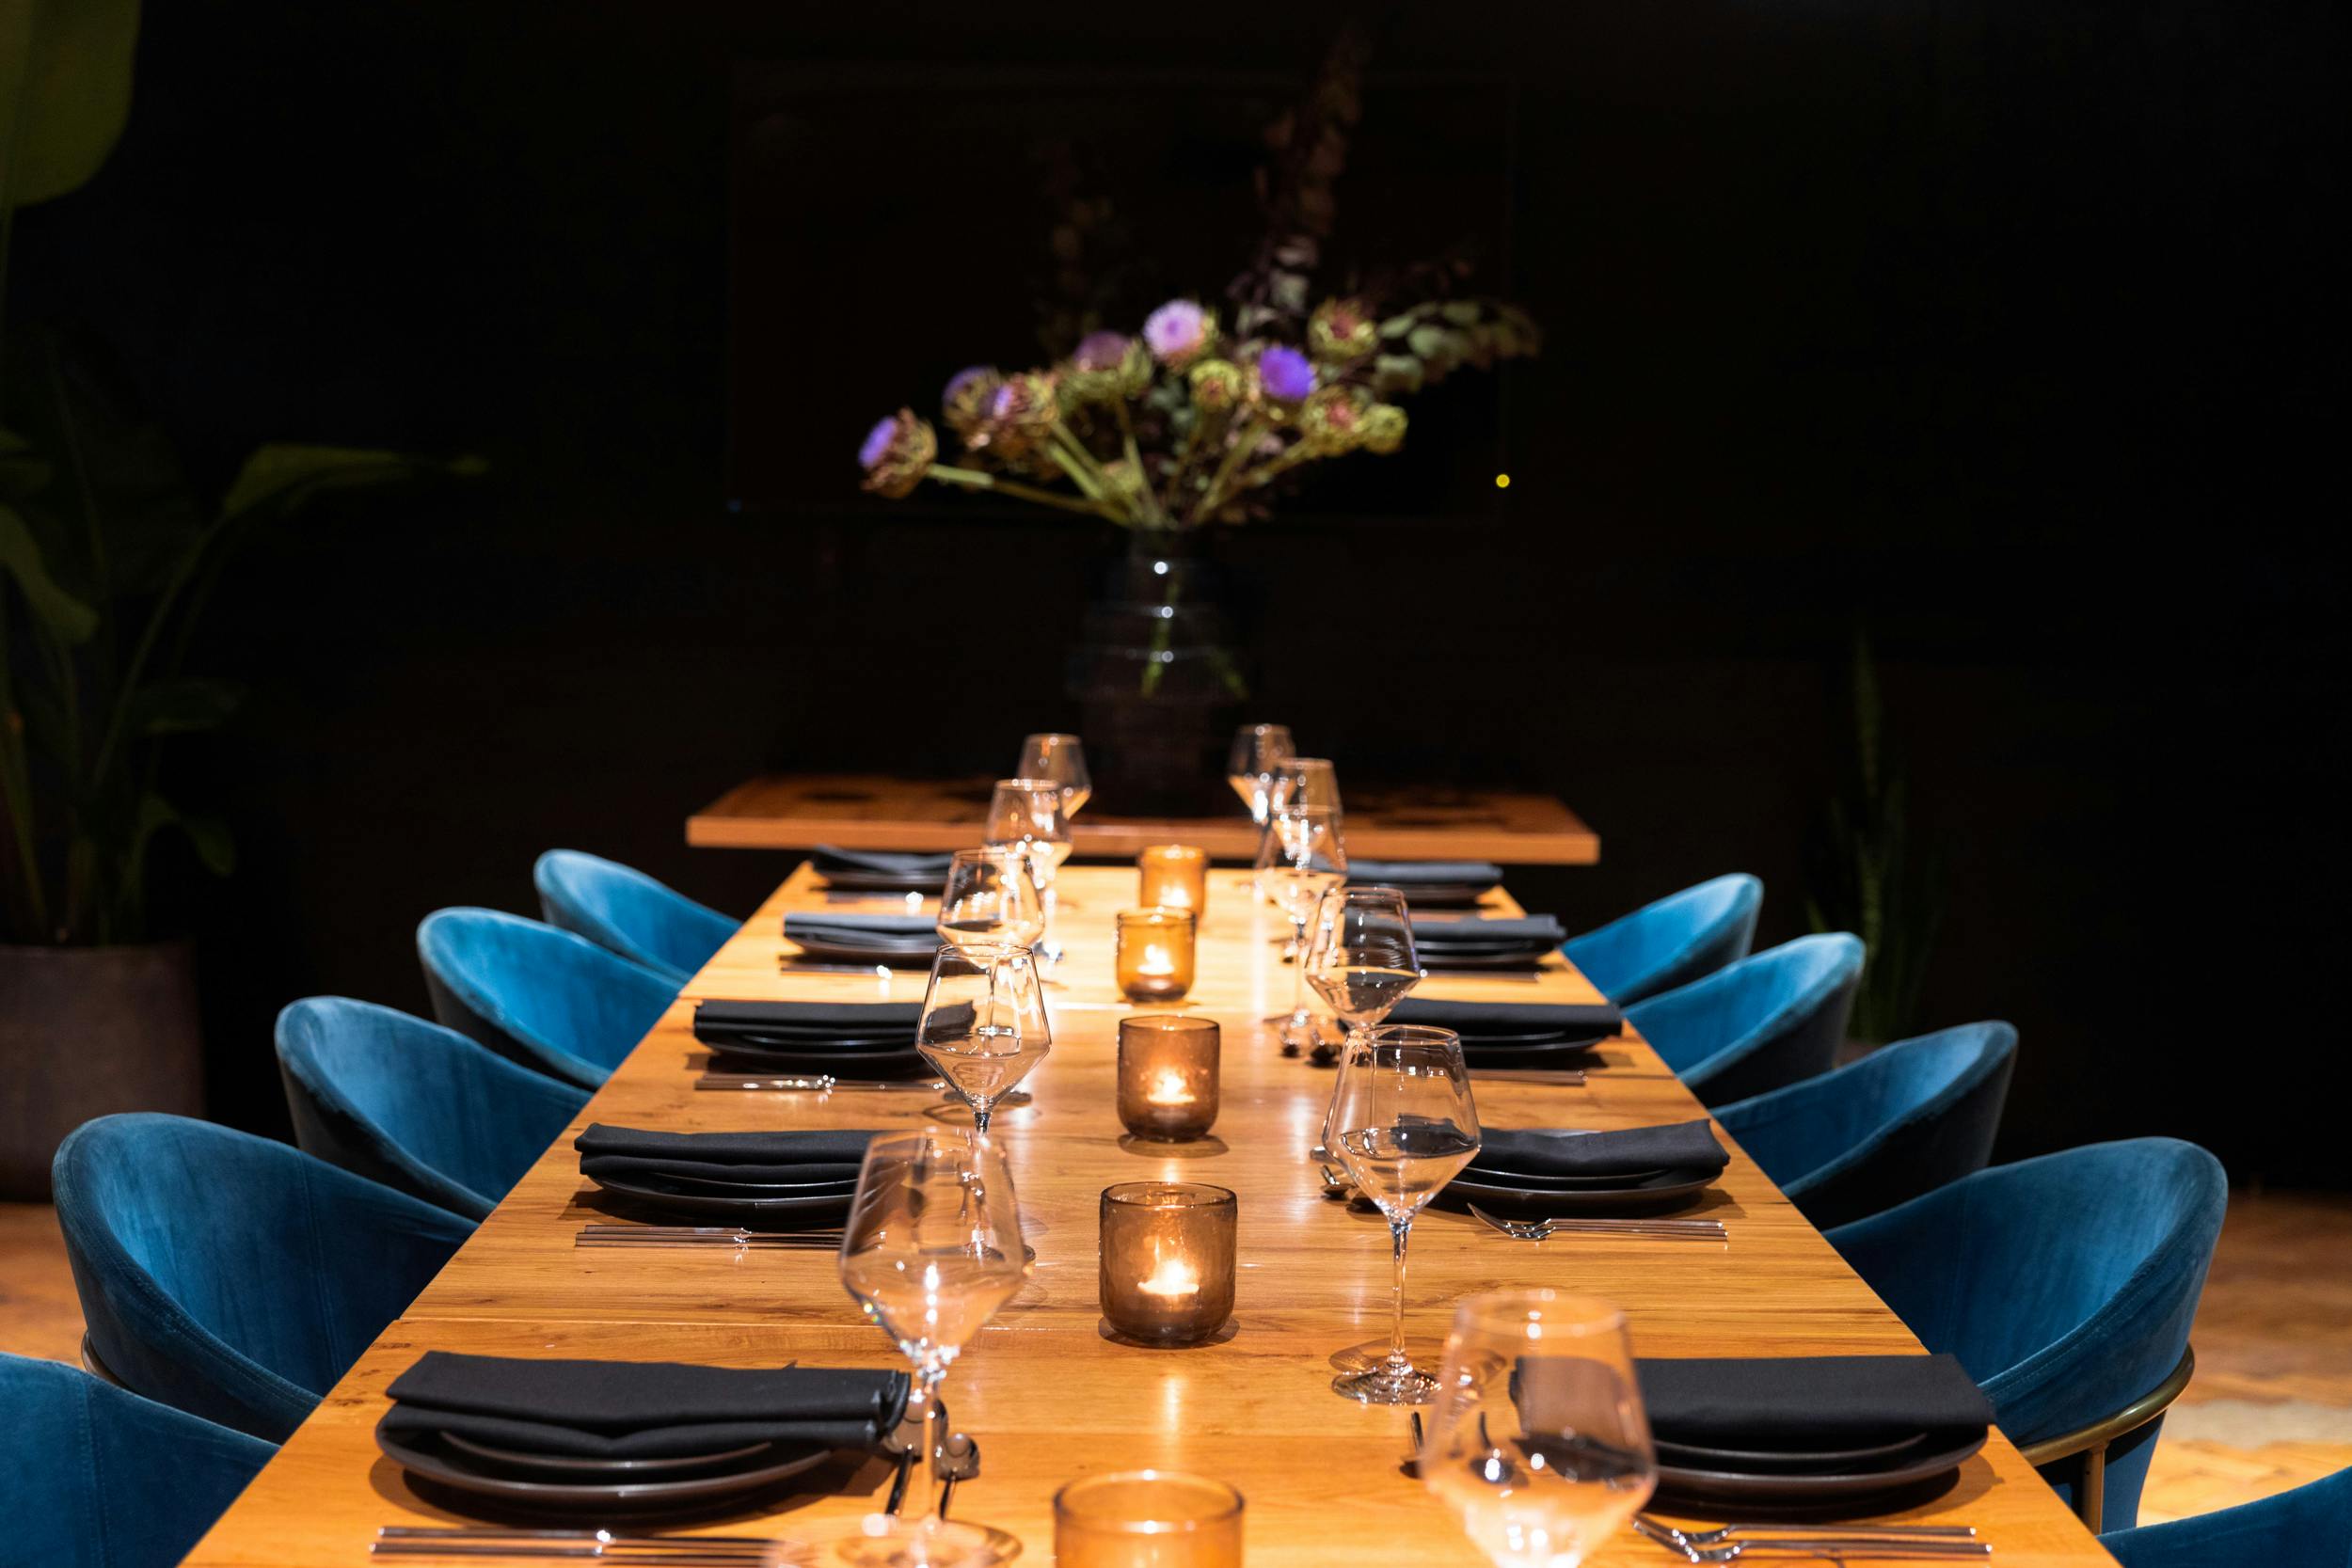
top-left (1270, 755), bottom-right (1343, 817)
top-left (936, 847), bottom-right (1044, 951)
top-left (1307, 885), bottom-right (1422, 1041)
top-left (1265, 806), bottom-right (1347, 1050)
top-left (916, 942), bottom-right (1050, 1138)
top-left (1326, 1023), bottom-right (1481, 1404)
top-left (1226, 723), bottom-right (1296, 826)
top-left (984, 778), bottom-right (1073, 964)
top-left (1015, 733), bottom-right (1091, 818)
top-left (835, 1128), bottom-right (1030, 1568)
top-left (1420, 1291), bottom-right (1656, 1568)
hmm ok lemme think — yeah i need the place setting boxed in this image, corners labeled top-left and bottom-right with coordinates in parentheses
top-left (691, 998), bottom-right (935, 1089)
top-left (1343, 855), bottom-right (1506, 908)
top-left (572, 1125), bottom-right (874, 1237)
top-left (1408, 909), bottom-right (1571, 972)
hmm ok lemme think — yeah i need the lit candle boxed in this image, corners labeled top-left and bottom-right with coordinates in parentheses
top-left (1055, 1470), bottom-right (1245, 1568)
top-left (1136, 845), bottom-right (1210, 917)
top-left (1139, 943), bottom-right (1175, 977)
top-left (1115, 907), bottom-right (1195, 1003)
top-left (1136, 1250), bottom-right (1200, 1301)
top-left (1146, 1068), bottom-right (1195, 1106)
top-left (1099, 1182), bottom-right (1235, 1345)
top-left (1118, 1016), bottom-right (1219, 1142)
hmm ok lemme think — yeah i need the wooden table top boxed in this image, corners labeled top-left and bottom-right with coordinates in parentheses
top-left (687, 774), bottom-right (1602, 863)
top-left (183, 866), bottom-right (2112, 1566)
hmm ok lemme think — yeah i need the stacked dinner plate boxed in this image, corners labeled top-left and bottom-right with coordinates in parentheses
top-left (1442, 1119), bottom-right (1730, 1216)
top-left (1385, 997), bottom-right (1621, 1071)
top-left (783, 911), bottom-right (943, 967)
top-left (806, 846), bottom-right (953, 894)
top-left (375, 1352), bottom-right (907, 1516)
top-left (1408, 913), bottom-right (1567, 969)
top-left (1343, 858), bottom-right (1505, 908)
top-left (1636, 1354), bottom-right (1995, 1511)
top-left (574, 1126), bottom-right (874, 1227)
top-left (693, 999), bottom-right (930, 1080)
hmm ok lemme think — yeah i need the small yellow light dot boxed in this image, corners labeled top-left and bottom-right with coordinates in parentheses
top-left (1494, 473), bottom-right (1512, 489)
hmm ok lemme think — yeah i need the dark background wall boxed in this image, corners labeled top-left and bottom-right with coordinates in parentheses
top-left (8, 2), bottom-right (2344, 1180)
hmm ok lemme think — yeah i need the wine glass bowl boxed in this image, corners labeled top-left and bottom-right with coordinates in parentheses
top-left (1225, 723), bottom-right (1296, 826)
top-left (1264, 806), bottom-right (1347, 1050)
top-left (916, 942), bottom-right (1051, 1137)
top-left (984, 778), bottom-right (1074, 964)
top-left (937, 848), bottom-right (1045, 951)
top-left (1015, 734), bottom-right (1091, 818)
top-left (1306, 885), bottom-right (1422, 1037)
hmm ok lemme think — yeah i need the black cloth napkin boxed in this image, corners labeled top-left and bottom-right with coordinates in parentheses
top-left (384, 1352), bottom-right (911, 1459)
top-left (576, 1125), bottom-right (880, 1186)
top-left (1387, 997), bottom-right (1622, 1042)
top-left (1637, 1354), bottom-right (1994, 1452)
top-left (692, 999), bottom-right (922, 1049)
top-left (1346, 858), bottom-right (1504, 888)
top-left (784, 912), bottom-right (941, 950)
top-left (1471, 1119), bottom-right (1728, 1181)
top-left (1411, 913), bottom-right (1567, 948)
top-left (810, 847), bottom-right (953, 878)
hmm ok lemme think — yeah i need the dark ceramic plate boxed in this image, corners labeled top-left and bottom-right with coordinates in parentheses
top-left (1441, 1169), bottom-right (1716, 1214)
top-left (1413, 947), bottom-right (1556, 970)
top-left (1462, 1041), bottom-right (1609, 1069)
top-left (814, 868), bottom-right (947, 893)
top-left (586, 1173), bottom-right (857, 1225)
top-left (377, 1421), bottom-right (830, 1513)
top-left (597, 1170), bottom-right (861, 1198)
top-left (1352, 880), bottom-right (1496, 907)
top-left (701, 1040), bottom-right (925, 1067)
top-left (1652, 1430), bottom-right (1987, 1510)
top-left (1653, 1431), bottom-right (1931, 1474)
top-left (1458, 1164), bottom-right (1671, 1191)
top-left (441, 1432), bottom-right (776, 1481)
top-left (785, 936), bottom-right (941, 968)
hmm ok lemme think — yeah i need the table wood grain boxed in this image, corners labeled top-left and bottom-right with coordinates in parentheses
top-left (688, 774), bottom-right (1601, 863)
top-left (183, 866), bottom-right (2113, 1566)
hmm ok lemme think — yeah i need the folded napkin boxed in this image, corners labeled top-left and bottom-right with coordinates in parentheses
top-left (576, 1125), bottom-right (880, 1186)
top-left (692, 999), bottom-right (922, 1050)
top-left (784, 912), bottom-right (941, 949)
top-left (384, 1352), bottom-right (910, 1458)
top-left (1346, 858), bottom-right (1504, 888)
top-left (1637, 1354), bottom-right (1994, 1451)
top-left (1387, 997), bottom-right (1622, 1042)
top-left (810, 847), bottom-right (953, 878)
top-left (1411, 914), bottom-right (1567, 947)
top-left (1471, 1119), bottom-right (1728, 1181)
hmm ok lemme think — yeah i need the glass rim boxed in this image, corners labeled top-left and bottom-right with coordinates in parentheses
top-left (993, 776), bottom-right (1064, 794)
top-left (947, 846), bottom-right (1025, 863)
top-left (1053, 1468), bottom-right (1245, 1531)
top-left (1359, 1023), bottom-right (1463, 1050)
top-left (1119, 1013), bottom-right (1218, 1037)
top-left (1117, 905), bottom-right (1198, 926)
top-left (931, 939), bottom-right (1037, 964)
top-left (1451, 1288), bottom-right (1629, 1338)
top-left (1101, 1180), bottom-right (1236, 1212)
top-left (1021, 732), bottom-right (1082, 744)
top-left (1137, 843), bottom-right (1207, 861)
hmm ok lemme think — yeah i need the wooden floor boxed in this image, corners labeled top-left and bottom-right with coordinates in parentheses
top-left (7, 1180), bottom-right (2348, 1529)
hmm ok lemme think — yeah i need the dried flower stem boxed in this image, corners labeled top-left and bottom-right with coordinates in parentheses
top-left (1190, 417), bottom-right (1273, 525)
top-left (926, 464), bottom-right (1122, 520)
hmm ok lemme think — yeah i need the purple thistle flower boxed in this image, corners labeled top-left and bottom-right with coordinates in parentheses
top-left (859, 415), bottom-right (900, 471)
top-left (943, 365), bottom-right (995, 406)
top-left (1144, 300), bottom-right (1211, 363)
top-left (1073, 331), bottom-right (1132, 372)
top-left (1257, 344), bottom-right (1317, 403)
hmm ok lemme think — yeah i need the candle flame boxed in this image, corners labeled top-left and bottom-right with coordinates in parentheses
top-left (1138, 942), bottom-right (1176, 977)
top-left (1146, 1068), bottom-right (1195, 1105)
top-left (1137, 1251), bottom-right (1200, 1299)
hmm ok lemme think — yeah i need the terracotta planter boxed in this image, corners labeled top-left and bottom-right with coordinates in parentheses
top-left (0, 941), bottom-right (204, 1198)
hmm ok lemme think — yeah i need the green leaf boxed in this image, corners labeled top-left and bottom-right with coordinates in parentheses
top-left (178, 812), bottom-right (235, 876)
top-left (1439, 301), bottom-right (1482, 325)
top-left (218, 444), bottom-right (486, 522)
top-left (125, 676), bottom-right (240, 736)
top-left (0, 500), bottom-right (100, 641)
top-left (1406, 325), bottom-right (1450, 359)
top-left (1373, 355), bottom-right (1424, 396)
top-left (1378, 312), bottom-right (1420, 340)
top-left (1, 0), bottom-right (143, 208)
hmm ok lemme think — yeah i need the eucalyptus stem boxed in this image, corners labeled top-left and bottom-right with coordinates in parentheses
top-left (1235, 440), bottom-right (1319, 493)
top-left (925, 465), bottom-right (1122, 521)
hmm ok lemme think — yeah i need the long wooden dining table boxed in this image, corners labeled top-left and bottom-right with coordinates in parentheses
top-left (183, 865), bottom-right (2118, 1566)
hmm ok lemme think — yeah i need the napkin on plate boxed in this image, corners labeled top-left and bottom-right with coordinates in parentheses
top-left (783, 912), bottom-right (941, 951)
top-left (1386, 997), bottom-right (1622, 1043)
top-left (575, 1125), bottom-right (879, 1186)
top-left (1410, 913), bottom-right (1567, 949)
top-left (810, 847), bottom-right (953, 879)
top-left (1344, 858), bottom-right (1504, 888)
top-left (383, 1352), bottom-right (910, 1458)
top-left (1637, 1354), bottom-right (1993, 1452)
top-left (692, 999), bottom-right (922, 1050)
top-left (1470, 1119), bottom-right (1728, 1182)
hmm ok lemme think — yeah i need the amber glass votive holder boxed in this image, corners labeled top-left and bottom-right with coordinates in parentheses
top-left (1054, 1469), bottom-right (1245, 1568)
top-left (1117, 1016), bottom-right (1220, 1142)
top-left (1136, 844), bottom-right (1210, 917)
top-left (1114, 907), bottom-right (1197, 1003)
top-left (1098, 1182), bottom-right (1237, 1345)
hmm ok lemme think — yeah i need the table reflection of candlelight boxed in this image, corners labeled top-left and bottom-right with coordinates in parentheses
top-left (1118, 1016), bottom-right (1219, 1142)
top-left (1100, 1182), bottom-right (1234, 1345)
top-left (1136, 1250), bottom-right (1200, 1301)
top-left (1116, 907), bottom-right (1195, 1003)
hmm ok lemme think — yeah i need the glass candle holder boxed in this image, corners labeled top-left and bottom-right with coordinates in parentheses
top-left (1136, 845), bottom-right (1210, 917)
top-left (1055, 1470), bottom-right (1245, 1568)
top-left (1099, 1182), bottom-right (1236, 1345)
top-left (1117, 1016), bottom-right (1220, 1142)
top-left (1115, 907), bottom-right (1197, 1003)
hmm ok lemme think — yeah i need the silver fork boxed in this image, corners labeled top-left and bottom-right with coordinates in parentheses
top-left (695, 1072), bottom-right (945, 1092)
top-left (1630, 1517), bottom-right (1988, 1560)
top-left (575, 1225), bottom-right (843, 1248)
top-left (1466, 1203), bottom-right (1726, 1241)
top-left (1639, 1515), bottom-right (1978, 1548)
top-left (373, 1526), bottom-right (802, 1563)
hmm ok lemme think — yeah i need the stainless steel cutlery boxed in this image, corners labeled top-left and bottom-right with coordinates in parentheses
top-left (694, 1072), bottom-right (943, 1092)
top-left (575, 1225), bottom-right (843, 1249)
top-left (1466, 1202), bottom-right (1726, 1242)
top-left (1632, 1514), bottom-right (1988, 1560)
top-left (372, 1526), bottom-right (803, 1564)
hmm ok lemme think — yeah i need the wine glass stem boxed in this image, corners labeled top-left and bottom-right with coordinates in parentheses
top-left (971, 1103), bottom-right (992, 1137)
top-left (1385, 1217), bottom-right (1413, 1372)
top-left (898, 1371), bottom-right (946, 1528)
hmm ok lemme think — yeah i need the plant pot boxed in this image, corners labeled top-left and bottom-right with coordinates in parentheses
top-left (1066, 530), bottom-right (1249, 816)
top-left (0, 941), bottom-right (204, 1198)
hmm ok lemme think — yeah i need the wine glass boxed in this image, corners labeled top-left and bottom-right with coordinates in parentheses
top-left (1420, 1291), bottom-right (1656, 1568)
top-left (1306, 885), bottom-right (1422, 1041)
top-left (1270, 755), bottom-right (1343, 817)
top-left (1015, 733), bottom-right (1091, 818)
top-left (916, 942), bottom-right (1050, 1138)
top-left (1326, 1023), bottom-right (1481, 1404)
top-left (984, 778), bottom-right (1073, 964)
top-left (1266, 806), bottom-right (1347, 1049)
top-left (936, 848), bottom-right (1044, 952)
top-left (835, 1128), bottom-right (1030, 1568)
top-left (1226, 723), bottom-right (1295, 826)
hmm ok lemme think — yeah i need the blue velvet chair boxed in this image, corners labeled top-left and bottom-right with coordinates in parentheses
top-left (1713, 1021), bottom-right (2018, 1227)
top-left (1562, 873), bottom-right (1763, 1005)
top-left (0, 1353), bottom-right (277, 1568)
top-left (417, 907), bottom-right (677, 1089)
top-left (276, 997), bottom-right (590, 1220)
top-left (2103, 1464), bottom-right (2352, 1568)
top-left (1827, 1138), bottom-right (2228, 1531)
top-left (52, 1113), bottom-right (475, 1442)
top-left (1624, 932), bottom-right (1864, 1105)
top-left (533, 848), bottom-right (737, 987)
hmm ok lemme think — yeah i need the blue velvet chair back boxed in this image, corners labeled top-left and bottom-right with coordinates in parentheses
top-left (533, 848), bottom-right (736, 987)
top-left (1562, 873), bottom-right (1763, 1005)
top-left (276, 997), bottom-right (590, 1220)
top-left (1624, 932), bottom-right (1864, 1105)
top-left (1713, 1021), bottom-right (2018, 1227)
top-left (1827, 1138), bottom-right (2229, 1529)
top-left (2103, 1463), bottom-right (2352, 1568)
top-left (51, 1113), bottom-right (474, 1441)
top-left (0, 1353), bottom-right (277, 1568)
top-left (417, 907), bottom-right (677, 1089)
